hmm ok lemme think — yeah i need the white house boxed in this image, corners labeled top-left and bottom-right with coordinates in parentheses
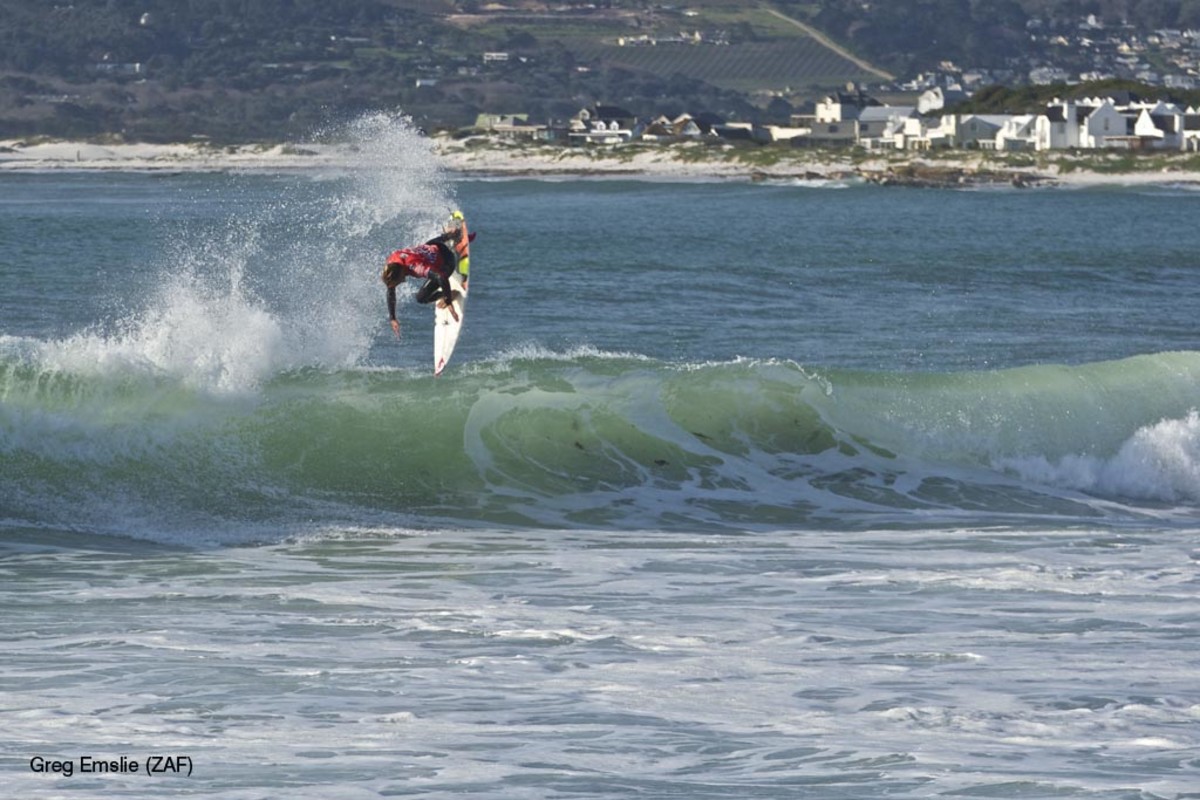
top-left (672, 114), bottom-right (704, 139)
top-left (945, 114), bottom-right (1008, 149)
top-left (864, 117), bottom-right (910, 150)
top-left (711, 121), bottom-right (772, 144)
top-left (815, 90), bottom-right (880, 123)
top-left (764, 124), bottom-right (810, 143)
top-left (917, 87), bottom-right (969, 115)
top-left (1080, 101), bottom-right (1133, 148)
top-left (892, 116), bottom-right (935, 150)
top-left (1132, 101), bottom-right (1185, 148)
top-left (1036, 100), bottom-right (1083, 150)
top-left (569, 104), bottom-right (637, 146)
top-left (996, 114), bottom-right (1038, 150)
top-left (855, 106), bottom-right (917, 148)
top-left (569, 119), bottom-right (632, 145)
top-left (1185, 106), bottom-right (1200, 151)
top-left (640, 114), bottom-right (705, 142)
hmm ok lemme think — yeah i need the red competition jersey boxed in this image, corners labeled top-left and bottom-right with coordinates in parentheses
top-left (386, 244), bottom-right (446, 278)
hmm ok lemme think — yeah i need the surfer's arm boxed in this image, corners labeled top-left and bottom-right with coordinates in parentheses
top-left (387, 286), bottom-right (400, 337)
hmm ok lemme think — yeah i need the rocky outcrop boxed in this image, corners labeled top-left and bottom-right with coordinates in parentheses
top-left (861, 164), bottom-right (1053, 188)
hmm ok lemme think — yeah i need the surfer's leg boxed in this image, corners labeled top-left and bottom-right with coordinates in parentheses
top-left (435, 241), bottom-right (459, 275)
top-left (415, 278), bottom-right (441, 304)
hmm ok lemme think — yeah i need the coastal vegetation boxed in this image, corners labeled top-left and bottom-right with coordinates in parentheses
top-left (952, 80), bottom-right (1200, 115)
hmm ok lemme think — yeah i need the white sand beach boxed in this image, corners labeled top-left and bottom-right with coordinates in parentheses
top-left (2, 136), bottom-right (1198, 188)
top-left (0, 139), bottom-right (348, 171)
top-left (0, 136), bottom-right (796, 178)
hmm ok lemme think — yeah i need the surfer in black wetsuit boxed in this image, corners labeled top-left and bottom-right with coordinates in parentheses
top-left (382, 235), bottom-right (458, 337)
top-left (381, 212), bottom-right (473, 339)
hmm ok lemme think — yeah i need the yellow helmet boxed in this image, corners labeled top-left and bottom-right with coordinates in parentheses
top-left (450, 210), bottom-right (464, 222)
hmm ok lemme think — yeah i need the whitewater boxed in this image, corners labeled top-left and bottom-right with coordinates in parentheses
top-left (2, 115), bottom-right (1198, 798)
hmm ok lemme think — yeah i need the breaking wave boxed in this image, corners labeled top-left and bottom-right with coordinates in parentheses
top-left (3, 343), bottom-right (1199, 542)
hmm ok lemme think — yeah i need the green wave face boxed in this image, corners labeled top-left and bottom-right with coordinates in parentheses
top-left (4, 349), bottom-right (1200, 539)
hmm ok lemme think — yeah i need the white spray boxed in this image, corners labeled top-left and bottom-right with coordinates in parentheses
top-left (42, 112), bottom-right (456, 393)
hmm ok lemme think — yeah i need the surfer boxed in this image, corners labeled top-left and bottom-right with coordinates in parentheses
top-left (382, 211), bottom-right (471, 338)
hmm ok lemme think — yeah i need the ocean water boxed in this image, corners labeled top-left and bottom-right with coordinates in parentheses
top-left (3, 116), bottom-right (1199, 798)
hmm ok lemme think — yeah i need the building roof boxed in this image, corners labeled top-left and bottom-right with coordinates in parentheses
top-left (821, 91), bottom-right (882, 111)
top-left (858, 106), bottom-right (915, 122)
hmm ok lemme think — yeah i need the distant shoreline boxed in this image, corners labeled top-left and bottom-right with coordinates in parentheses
top-left (3, 136), bottom-right (1199, 189)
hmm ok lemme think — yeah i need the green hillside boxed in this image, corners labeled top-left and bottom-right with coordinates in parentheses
top-left (1, 0), bottom-right (1192, 143)
top-left (0, 1), bottom-right (885, 142)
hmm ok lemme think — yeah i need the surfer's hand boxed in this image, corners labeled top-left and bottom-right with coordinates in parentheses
top-left (390, 319), bottom-right (400, 338)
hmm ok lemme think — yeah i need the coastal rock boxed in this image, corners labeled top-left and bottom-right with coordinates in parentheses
top-left (862, 163), bottom-right (1052, 189)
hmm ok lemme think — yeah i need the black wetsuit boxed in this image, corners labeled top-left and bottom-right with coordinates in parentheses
top-left (385, 234), bottom-right (460, 322)
top-left (415, 235), bottom-right (458, 305)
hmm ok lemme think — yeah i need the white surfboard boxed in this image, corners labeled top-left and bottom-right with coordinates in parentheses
top-left (433, 271), bottom-right (468, 376)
